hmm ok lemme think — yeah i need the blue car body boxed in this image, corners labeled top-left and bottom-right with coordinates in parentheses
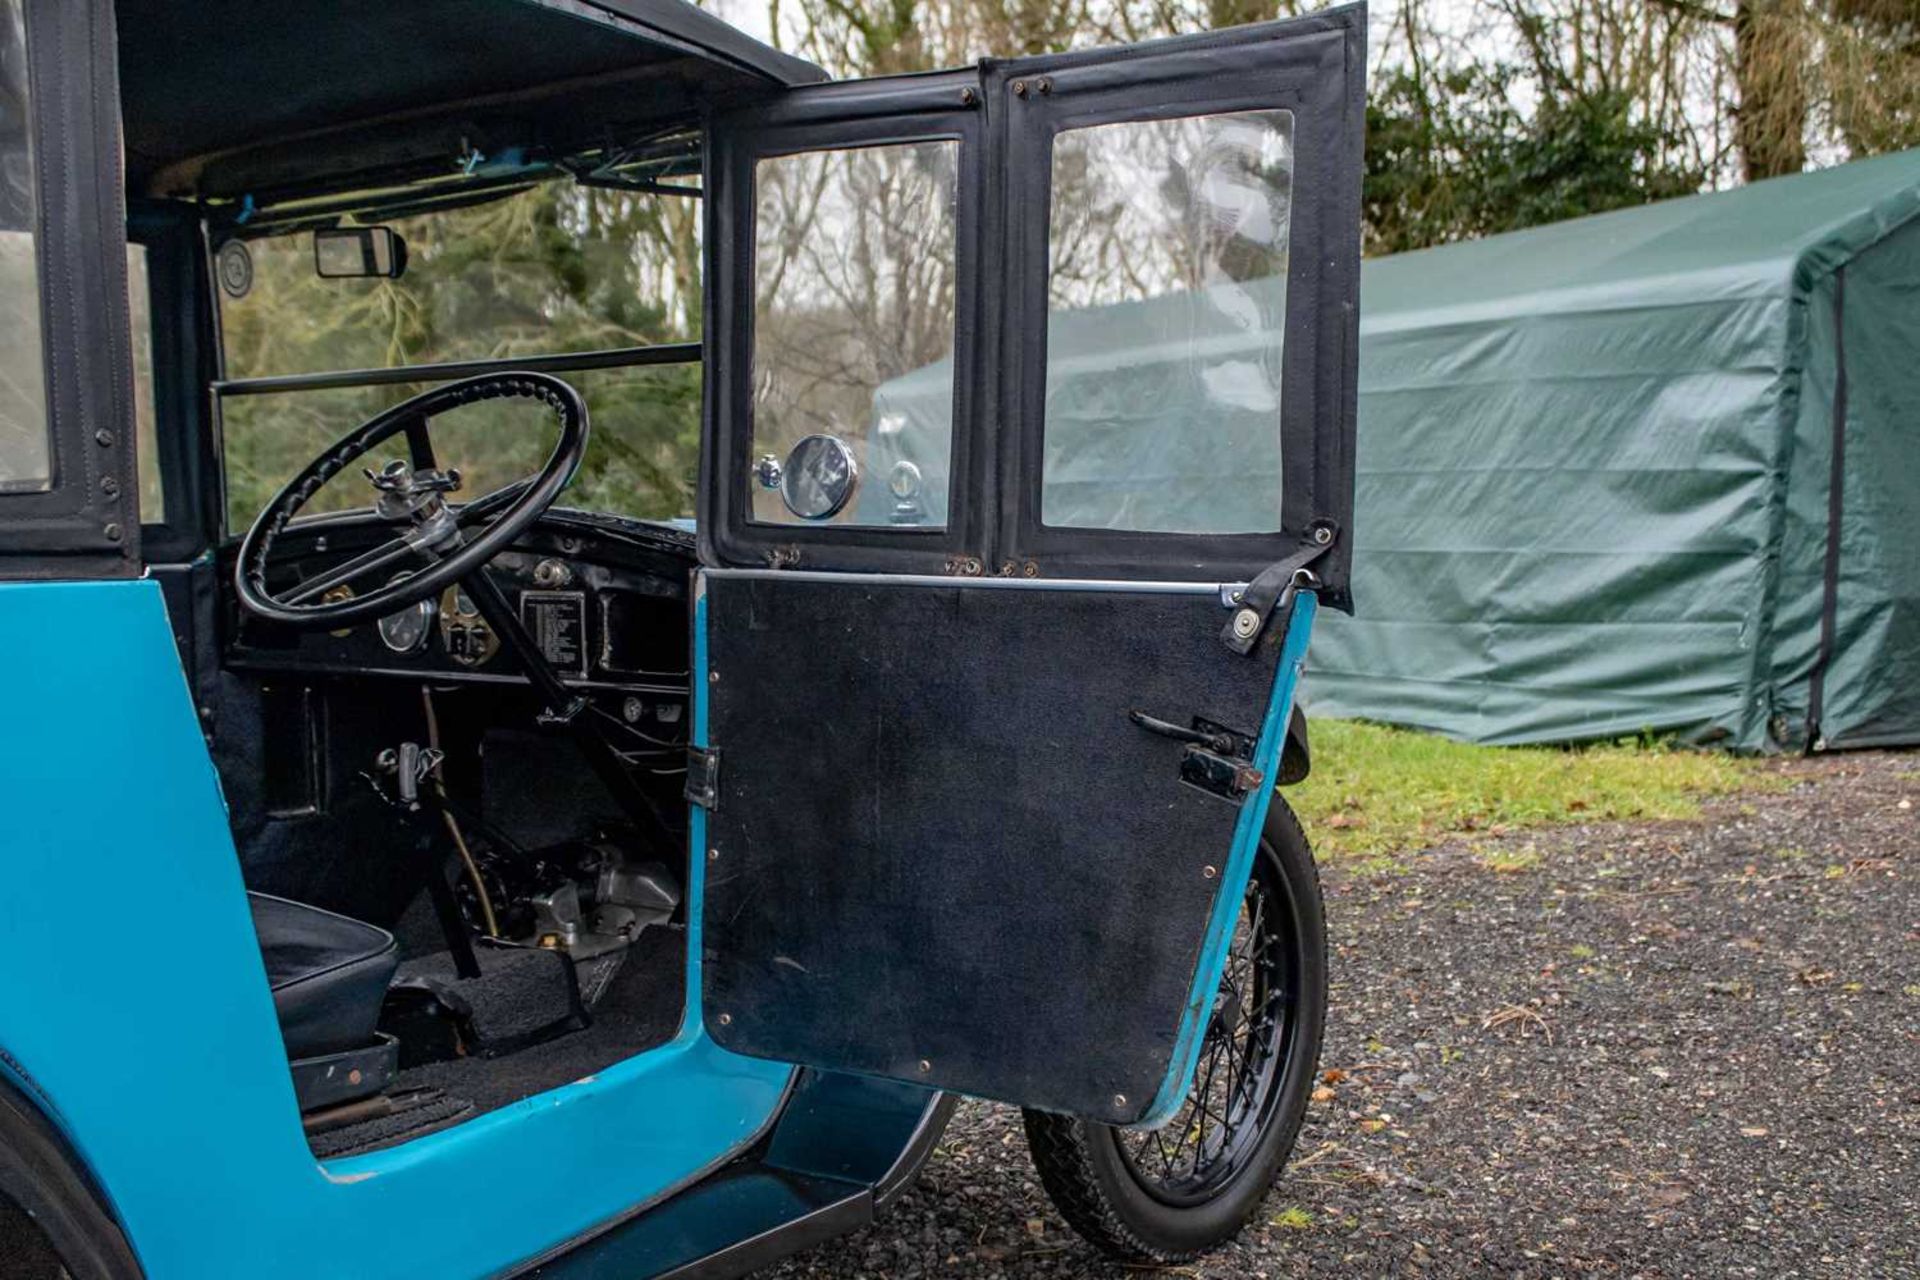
top-left (0, 0), bottom-right (1359, 1273)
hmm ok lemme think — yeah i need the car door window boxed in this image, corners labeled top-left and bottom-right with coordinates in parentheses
top-left (1043, 109), bottom-right (1295, 534)
top-left (0, 0), bottom-right (49, 494)
top-left (750, 139), bottom-right (959, 528)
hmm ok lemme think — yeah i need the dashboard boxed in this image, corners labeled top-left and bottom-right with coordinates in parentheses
top-left (225, 510), bottom-right (696, 695)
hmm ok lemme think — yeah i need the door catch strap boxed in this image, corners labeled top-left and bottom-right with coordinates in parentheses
top-left (1220, 521), bottom-right (1337, 656)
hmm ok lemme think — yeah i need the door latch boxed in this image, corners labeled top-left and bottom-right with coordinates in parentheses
top-left (1129, 711), bottom-right (1264, 801)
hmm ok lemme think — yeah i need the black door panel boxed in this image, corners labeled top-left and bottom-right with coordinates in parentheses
top-left (700, 571), bottom-right (1281, 1123)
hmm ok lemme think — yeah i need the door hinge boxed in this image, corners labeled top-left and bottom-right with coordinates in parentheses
top-left (1131, 711), bottom-right (1264, 801)
top-left (685, 746), bottom-right (721, 810)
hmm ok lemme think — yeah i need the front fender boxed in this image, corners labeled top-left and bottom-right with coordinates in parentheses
top-left (1276, 703), bottom-right (1310, 786)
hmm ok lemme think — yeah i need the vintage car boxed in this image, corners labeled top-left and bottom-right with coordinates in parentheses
top-left (0, 0), bottom-right (1362, 1275)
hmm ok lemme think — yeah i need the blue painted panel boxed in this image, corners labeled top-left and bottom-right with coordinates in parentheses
top-left (0, 579), bottom-right (791, 1279)
top-left (1142, 592), bottom-right (1317, 1127)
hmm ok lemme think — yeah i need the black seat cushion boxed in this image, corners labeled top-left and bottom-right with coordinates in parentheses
top-left (248, 892), bottom-right (400, 1060)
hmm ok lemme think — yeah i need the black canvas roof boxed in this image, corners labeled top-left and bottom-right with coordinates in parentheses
top-left (115, 0), bottom-right (826, 203)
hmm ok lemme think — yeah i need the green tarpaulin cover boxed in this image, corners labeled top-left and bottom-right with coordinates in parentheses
top-left (870, 148), bottom-right (1920, 751)
top-left (1308, 147), bottom-right (1920, 750)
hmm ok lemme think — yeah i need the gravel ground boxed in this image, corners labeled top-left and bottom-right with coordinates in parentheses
top-left (762, 751), bottom-right (1919, 1279)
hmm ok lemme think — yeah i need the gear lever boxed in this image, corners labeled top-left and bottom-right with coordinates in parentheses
top-left (371, 741), bottom-right (481, 980)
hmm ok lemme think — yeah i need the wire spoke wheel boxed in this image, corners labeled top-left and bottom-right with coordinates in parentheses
top-left (1023, 799), bottom-right (1327, 1263)
top-left (1116, 847), bottom-right (1296, 1206)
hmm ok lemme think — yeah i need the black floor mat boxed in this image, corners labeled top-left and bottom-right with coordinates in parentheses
top-left (308, 1089), bottom-right (476, 1159)
top-left (396, 944), bottom-right (583, 1046)
top-left (310, 926), bottom-right (686, 1159)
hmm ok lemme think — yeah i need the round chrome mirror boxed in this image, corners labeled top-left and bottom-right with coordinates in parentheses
top-left (779, 435), bottom-right (859, 520)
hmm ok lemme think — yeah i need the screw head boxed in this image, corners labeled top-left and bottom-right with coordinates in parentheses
top-left (708, 847), bottom-right (720, 861)
top-left (1202, 865), bottom-right (1218, 880)
top-left (1012, 79), bottom-right (1028, 97)
top-left (94, 429), bottom-right (114, 447)
top-left (960, 86), bottom-right (978, 106)
top-left (103, 522), bottom-right (123, 542)
top-left (709, 670), bottom-right (720, 683)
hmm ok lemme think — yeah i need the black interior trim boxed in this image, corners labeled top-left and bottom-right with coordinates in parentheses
top-left (214, 342), bottom-right (702, 399)
top-left (113, 0), bottom-right (825, 203)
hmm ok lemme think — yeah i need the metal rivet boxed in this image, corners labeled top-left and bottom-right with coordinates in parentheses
top-left (918, 1059), bottom-right (933, 1073)
top-left (708, 847), bottom-right (720, 861)
top-left (717, 1012), bottom-right (732, 1026)
top-left (100, 476), bottom-right (119, 497)
top-left (960, 86), bottom-right (977, 106)
top-left (1231, 608), bottom-right (1260, 640)
top-left (348, 1069), bottom-right (363, 1085)
top-left (94, 429), bottom-right (114, 447)
top-left (1202, 865), bottom-right (1218, 880)
top-left (709, 670), bottom-right (720, 683)
top-left (1023, 561), bottom-right (1039, 578)
top-left (1011, 79), bottom-right (1028, 97)
top-left (103, 523), bottom-right (122, 542)
top-left (1312, 525), bottom-right (1334, 545)
top-left (1113, 1093), bottom-right (1127, 1108)
top-left (1037, 77), bottom-right (1053, 94)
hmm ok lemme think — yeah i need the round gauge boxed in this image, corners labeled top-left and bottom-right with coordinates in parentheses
top-left (321, 585), bottom-right (357, 638)
top-left (439, 584), bottom-right (500, 667)
top-left (375, 572), bottom-right (435, 654)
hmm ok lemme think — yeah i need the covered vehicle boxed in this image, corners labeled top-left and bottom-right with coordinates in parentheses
top-left (1319, 151), bottom-right (1920, 750)
top-left (881, 150), bottom-right (1920, 751)
top-left (0, 0), bottom-right (1364, 1276)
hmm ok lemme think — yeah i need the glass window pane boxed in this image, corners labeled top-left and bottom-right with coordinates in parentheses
top-left (127, 243), bottom-right (163, 522)
top-left (0, 0), bottom-right (50, 494)
top-left (218, 183), bottom-right (701, 380)
top-left (220, 363), bottom-right (700, 532)
top-left (1043, 110), bottom-right (1294, 534)
top-left (750, 141), bottom-right (958, 528)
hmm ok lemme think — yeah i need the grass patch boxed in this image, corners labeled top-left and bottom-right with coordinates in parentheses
top-left (1286, 720), bottom-right (1765, 861)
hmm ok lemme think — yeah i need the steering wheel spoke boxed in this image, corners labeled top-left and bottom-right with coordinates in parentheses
top-left (279, 534), bottom-right (425, 606)
top-left (234, 372), bottom-right (589, 630)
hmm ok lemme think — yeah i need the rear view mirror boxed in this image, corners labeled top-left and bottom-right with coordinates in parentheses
top-left (313, 226), bottom-right (408, 279)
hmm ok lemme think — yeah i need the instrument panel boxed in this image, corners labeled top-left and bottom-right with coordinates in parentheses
top-left (226, 515), bottom-right (694, 693)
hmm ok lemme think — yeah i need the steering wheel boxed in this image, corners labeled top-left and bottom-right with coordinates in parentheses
top-left (234, 372), bottom-right (589, 630)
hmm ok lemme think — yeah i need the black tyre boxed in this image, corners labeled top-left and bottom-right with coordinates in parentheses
top-left (0, 1079), bottom-right (142, 1280)
top-left (1024, 796), bottom-right (1327, 1262)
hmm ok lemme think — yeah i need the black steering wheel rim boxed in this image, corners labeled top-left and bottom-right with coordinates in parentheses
top-left (234, 372), bottom-right (589, 630)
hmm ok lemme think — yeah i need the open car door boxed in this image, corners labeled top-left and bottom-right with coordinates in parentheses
top-left (695, 6), bottom-right (1364, 1126)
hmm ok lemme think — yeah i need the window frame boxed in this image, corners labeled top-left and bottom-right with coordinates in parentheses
top-left (992, 14), bottom-right (1363, 597)
top-left (701, 71), bottom-right (989, 575)
top-left (0, 0), bottom-right (140, 579)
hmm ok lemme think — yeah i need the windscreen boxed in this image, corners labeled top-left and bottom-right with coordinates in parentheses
top-left (216, 179), bottom-right (701, 530)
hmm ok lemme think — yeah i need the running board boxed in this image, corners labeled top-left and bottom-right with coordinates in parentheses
top-left (522, 1166), bottom-right (871, 1279)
